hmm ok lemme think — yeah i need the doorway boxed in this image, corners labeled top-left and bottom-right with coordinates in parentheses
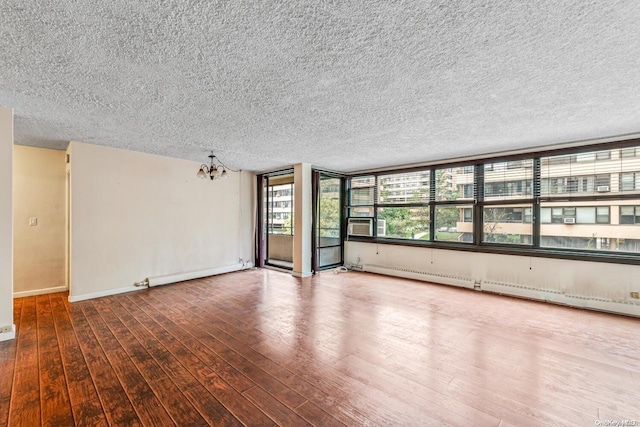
top-left (262, 172), bottom-right (295, 269)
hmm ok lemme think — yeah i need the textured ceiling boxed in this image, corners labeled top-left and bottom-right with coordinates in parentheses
top-left (1, 1), bottom-right (640, 172)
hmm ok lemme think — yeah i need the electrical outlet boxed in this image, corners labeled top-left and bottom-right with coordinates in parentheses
top-left (29, 217), bottom-right (37, 226)
top-left (631, 292), bottom-right (640, 299)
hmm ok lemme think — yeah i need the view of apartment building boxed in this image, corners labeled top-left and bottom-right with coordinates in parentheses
top-left (349, 146), bottom-right (640, 254)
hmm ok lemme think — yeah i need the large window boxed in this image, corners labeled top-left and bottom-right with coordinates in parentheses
top-left (347, 141), bottom-right (640, 259)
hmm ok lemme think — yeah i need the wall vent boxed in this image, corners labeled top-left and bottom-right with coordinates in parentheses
top-left (363, 264), bottom-right (475, 289)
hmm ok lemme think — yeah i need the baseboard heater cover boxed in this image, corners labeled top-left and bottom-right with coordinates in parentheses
top-left (482, 280), bottom-right (640, 317)
top-left (481, 280), bottom-right (565, 304)
top-left (147, 263), bottom-right (246, 287)
top-left (362, 264), bottom-right (475, 289)
top-left (69, 263), bottom-right (250, 302)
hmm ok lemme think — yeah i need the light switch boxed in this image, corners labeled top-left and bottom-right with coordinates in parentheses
top-left (29, 217), bottom-right (37, 226)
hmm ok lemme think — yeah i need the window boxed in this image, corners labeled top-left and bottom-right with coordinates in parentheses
top-left (347, 143), bottom-right (640, 257)
top-left (484, 161), bottom-right (533, 201)
top-left (620, 172), bottom-right (640, 192)
top-left (540, 206), bottom-right (609, 224)
top-left (377, 207), bottom-right (430, 240)
top-left (620, 206), bottom-right (640, 224)
top-left (462, 208), bottom-right (473, 222)
top-left (621, 148), bottom-right (640, 158)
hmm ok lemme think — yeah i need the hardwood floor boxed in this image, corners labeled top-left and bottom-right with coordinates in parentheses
top-left (1, 268), bottom-right (639, 426)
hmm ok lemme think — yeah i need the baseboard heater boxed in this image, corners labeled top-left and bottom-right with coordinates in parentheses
top-left (362, 264), bottom-right (475, 289)
top-left (139, 263), bottom-right (247, 288)
top-left (482, 280), bottom-right (640, 317)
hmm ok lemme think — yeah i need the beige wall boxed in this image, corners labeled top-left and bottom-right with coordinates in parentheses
top-left (13, 146), bottom-right (66, 295)
top-left (0, 107), bottom-right (14, 340)
top-left (68, 141), bottom-right (254, 301)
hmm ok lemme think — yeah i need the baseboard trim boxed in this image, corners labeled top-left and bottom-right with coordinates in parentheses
top-left (0, 324), bottom-right (16, 342)
top-left (14, 285), bottom-right (68, 298)
top-left (292, 271), bottom-right (313, 278)
top-left (68, 285), bottom-right (141, 303)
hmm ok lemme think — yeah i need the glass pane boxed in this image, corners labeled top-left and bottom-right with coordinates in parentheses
top-left (435, 205), bottom-right (473, 242)
top-left (378, 171), bottom-right (429, 204)
top-left (350, 176), bottom-right (375, 205)
top-left (541, 201), bottom-right (640, 253)
top-left (318, 246), bottom-right (341, 266)
top-left (318, 177), bottom-right (341, 239)
top-left (268, 183), bottom-right (294, 235)
top-left (482, 205), bottom-right (533, 245)
top-left (540, 146), bottom-right (640, 197)
top-left (349, 207), bottom-right (374, 217)
top-left (576, 207), bottom-right (595, 223)
top-left (377, 207), bottom-right (430, 240)
top-left (435, 168), bottom-right (473, 201)
top-left (484, 160), bottom-right (533, 201)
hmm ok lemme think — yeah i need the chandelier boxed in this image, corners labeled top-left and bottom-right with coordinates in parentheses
top-left (196, 151), bottom-right (231, 180)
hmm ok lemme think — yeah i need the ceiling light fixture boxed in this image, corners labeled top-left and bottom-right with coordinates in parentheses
top-left (196, 151), bottom-right (234, 180)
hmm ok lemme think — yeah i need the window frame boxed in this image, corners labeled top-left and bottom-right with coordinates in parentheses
top-left (344, 138), bottom-right (640, 264)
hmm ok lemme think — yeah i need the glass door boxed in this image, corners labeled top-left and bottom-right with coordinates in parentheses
top-left (264, 172), bottom-right (295, 269)
top-left (315, 173), bottom-right (343, 269)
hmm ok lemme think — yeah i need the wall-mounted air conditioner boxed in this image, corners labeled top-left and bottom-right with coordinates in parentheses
top-left (347, 218), bottom-right (373, 237)
top-left (596, 185), bottom-right (610, 192)
top-left (563, 217), bottom-right (576, 224)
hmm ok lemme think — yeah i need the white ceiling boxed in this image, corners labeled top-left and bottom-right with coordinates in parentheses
top-left (1, 1), bottom-right (640, 172)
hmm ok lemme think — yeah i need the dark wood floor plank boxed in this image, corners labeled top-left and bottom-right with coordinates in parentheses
top-left (181, 383), bottom-right (245, 427)
top-left (71, 398), bottom-right (109, 427)
top-left (243, 385), bottom-right (312, 427)
top-left (8, 296), bottom-right (41, 427)
top-left (119, 293), bottom-right (277, 426)
top-left (147, 376), bottom-right (208, 426)
top-left (80, 299), bottom-right (176, 426)
top-left (36, 295), bottom-right (74, 426)
top-left (49, 293), bottom-right (102, 411)
top-left (157, 285), bottom-right (379, 426)
top-left (70, 301), bottom-right (141, 426)
top-left (130, 292), bottom-right (308, 410)
top-left (294, 400), bottom-right (348, 427)
top-left (90, 297), bottom-right (167, 383)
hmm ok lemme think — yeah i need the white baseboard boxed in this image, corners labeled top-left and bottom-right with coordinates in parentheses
top-left (14, 285), bottom-right (68, 298)
top-left (0, 324), bottom-right (16, 342)
top-left (68, 285), bottom-right (141, 303)
top-left (292, 271), bottom-right (313, 278)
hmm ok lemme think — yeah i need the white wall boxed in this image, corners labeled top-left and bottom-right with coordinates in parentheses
top-left (0, 107), bottom-right (15, 341)
top-left (345, 241), bottom-right (640, 316)
top-left (68, 141), bottom-right (254, 301)
top-left (13, 146), bottom-right (66, 296)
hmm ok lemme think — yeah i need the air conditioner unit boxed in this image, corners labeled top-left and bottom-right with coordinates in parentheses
top-left (563, 217), bottom-right (576, 224)
top-left (347, 218), bottom-right (373, 237)
top-left (596, 185), bottom-right (610, 192)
